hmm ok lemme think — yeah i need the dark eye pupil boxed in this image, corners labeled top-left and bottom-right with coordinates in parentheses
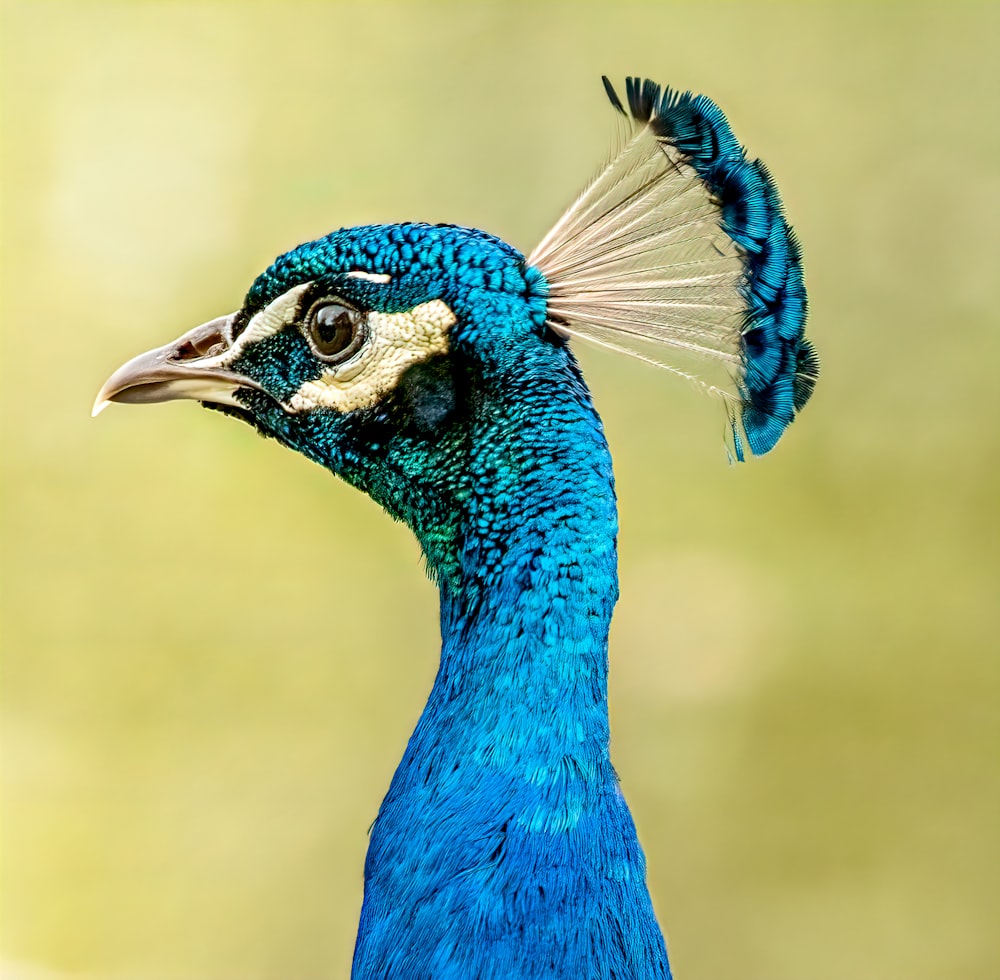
top-left (316, 306), bottom-right (352, 347)
top-left (308, 302), bottom-right (363, 360)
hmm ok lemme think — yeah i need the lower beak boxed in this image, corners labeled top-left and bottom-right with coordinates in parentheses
top-left (93, 314), bottom-right (262, 417)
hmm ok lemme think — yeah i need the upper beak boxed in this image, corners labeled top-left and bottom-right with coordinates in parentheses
top-left (93, 313), bottom-right (263, 417)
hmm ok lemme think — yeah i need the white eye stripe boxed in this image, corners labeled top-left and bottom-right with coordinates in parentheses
top-left (347, 271), bottom-right (392, 284)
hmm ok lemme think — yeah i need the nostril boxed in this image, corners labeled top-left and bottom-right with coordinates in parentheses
top-left (171, 315), bottom-right (234, 361)
top-left (176, 336), bottom-right (226, 359)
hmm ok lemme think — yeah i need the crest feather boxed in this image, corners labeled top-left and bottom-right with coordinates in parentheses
top-left (529, 76), bottom-right (817, 459)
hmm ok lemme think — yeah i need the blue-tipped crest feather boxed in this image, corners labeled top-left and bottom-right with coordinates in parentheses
top-left (529, 76), bottom-right (817, 459)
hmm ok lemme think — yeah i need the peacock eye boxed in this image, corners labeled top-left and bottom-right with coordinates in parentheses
top-left (303, 299), bottom-right (367, 362)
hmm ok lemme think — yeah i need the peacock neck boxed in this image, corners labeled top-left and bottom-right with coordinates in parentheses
top-left (352, 351), bottom-right (671, 978)
top-left (440, 349), bottom-right (619, 754)
top-left (390, 361), bottom-right (621, 797)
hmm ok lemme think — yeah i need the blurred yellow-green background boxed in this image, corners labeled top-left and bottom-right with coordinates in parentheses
top-left (2, 2), bottom-right (997, 978)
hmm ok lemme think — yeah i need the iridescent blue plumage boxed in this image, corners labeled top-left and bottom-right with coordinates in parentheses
top-left (95, 77), bottom-right (816, 979)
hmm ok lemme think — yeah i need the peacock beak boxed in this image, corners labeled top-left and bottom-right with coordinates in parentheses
top-left (93, 313), bottom-right (263, 417)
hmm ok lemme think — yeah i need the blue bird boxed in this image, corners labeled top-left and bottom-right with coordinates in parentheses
top-left (96, 77), bottom-right (816, 979)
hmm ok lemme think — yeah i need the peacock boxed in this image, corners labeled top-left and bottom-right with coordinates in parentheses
top-left (95, 77), bottom-right (816, 980)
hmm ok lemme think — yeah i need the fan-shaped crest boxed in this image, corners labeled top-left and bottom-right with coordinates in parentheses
top-left (529, 77), bottom-right (817, 459)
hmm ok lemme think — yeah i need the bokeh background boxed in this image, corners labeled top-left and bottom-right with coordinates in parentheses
top-left (2, 2), bottom-right (997, 978)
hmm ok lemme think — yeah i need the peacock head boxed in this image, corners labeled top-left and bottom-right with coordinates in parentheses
top-left (95, 222), bottom-right (564, 576)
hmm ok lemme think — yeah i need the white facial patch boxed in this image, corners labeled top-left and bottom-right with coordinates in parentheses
top-left (226, 283), bottom-right (313, 356)
top-left (286, 299), bottom-right (456, 413)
